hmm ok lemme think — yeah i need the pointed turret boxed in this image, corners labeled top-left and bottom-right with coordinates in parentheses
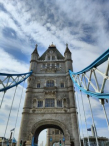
top-left (64, 44), bottom-right (73, 72)
top-left (64, 44), bottom-right (71, 60)
top-left (31, 44), bottom-right (39, 60)
top-left (32, 44), bottom-right (39, 55)
top-left (64, 43), bottom-right (71, 54)
top-left (29, 44), bottom-right (39, 73)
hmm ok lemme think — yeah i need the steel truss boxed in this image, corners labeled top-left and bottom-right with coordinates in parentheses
top-left (0, 71), bottom-right (32, 92)
top-left (69, 49), bottom-right (109, 98)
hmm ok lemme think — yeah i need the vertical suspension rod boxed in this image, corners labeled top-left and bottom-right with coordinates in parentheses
top-left (11, 81), bottom-right (25, 146)
top-left (80, 91), bottom-right (90, 146)
top-left (74, 90), bottom-right (81, 146)
top-left (76, 89), bottom-right (85, 146)
top-left (99, 99), bottom-right (109, 131)
top-left (87, 95), bottom-right (99, 146)
top-left (2, 86), bottom-right (17, 146)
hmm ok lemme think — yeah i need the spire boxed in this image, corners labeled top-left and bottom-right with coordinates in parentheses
top-left (64, 43), bottom-right (71, 54)
top-left (32, 44), bottom-right (39, 55)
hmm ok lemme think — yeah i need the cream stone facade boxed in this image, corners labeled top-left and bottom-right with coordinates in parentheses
top-left (17, 44), bottom-right (80, 146)
top-left (46, 128), bottom-right (64, 146)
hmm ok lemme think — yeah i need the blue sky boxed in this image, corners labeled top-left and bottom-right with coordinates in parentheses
top-left (0, 0), bottom-right (109, 145)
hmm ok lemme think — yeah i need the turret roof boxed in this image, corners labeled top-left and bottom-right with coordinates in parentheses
top-left (64, 44), bottom-right (71, 54)
top-left (32, 44), bottom-right (39, 55)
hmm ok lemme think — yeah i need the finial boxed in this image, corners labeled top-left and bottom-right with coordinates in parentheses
top-left (35, 44), bottom-right (38, 48)
top-left (66, 43), bottom-right (68, 48)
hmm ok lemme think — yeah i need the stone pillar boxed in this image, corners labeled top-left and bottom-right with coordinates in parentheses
top-left (17, 113), bottom-right (29, 146)
top-left (55, 98), bottom-right (57, 107)
top-left (65, 140), bottom-right (71, 146)
top-left (71, 112), bottom-right (80, 146)
top-left (43, 99), bottom-right (45, 107)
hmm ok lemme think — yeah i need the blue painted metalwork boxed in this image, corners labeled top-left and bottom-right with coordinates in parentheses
top-left (69, 70), bottom-right (109, 99)
top-left (0, 71), bottom-right (32, 92)
top-left (31, 137), bottom-right (35, 146)
top-left (69, 48), bottom-right (109, 98)
top-left (71, 49), bottom-right (109, 75)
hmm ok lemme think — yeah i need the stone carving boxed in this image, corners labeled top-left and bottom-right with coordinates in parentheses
top-left (28, 76), bottom-right (36, 87)
top-left (27, 132), bottom-right (32, 141)
top-left (33, 98), bottom-right (36, 108)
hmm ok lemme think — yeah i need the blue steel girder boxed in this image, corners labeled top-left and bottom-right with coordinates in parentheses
top-left (0, 71), bottom-right (32, 92)
top-left (69, 48), bottom-right (109, 99)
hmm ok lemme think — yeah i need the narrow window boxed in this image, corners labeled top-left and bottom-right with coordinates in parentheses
top-left (52, 56), bottom-right (55, 60)
top-left (57, 63), bottom-right (59, 68)
top-left (57, 100), bottom-right (62, 107)
top-left (52, 63), bottom-right (55, 68)
top-left (47, 63), bottom-right (50, 68)
top-left (45, 98), bottom-right (54, 107)
top-left (38, 101), bottom-right (43, 107)
top-left (48, 56), bottom-right (50, 60)
top-left (43, 64), bottom-right (45, 68)
top-left (60, 83), bottom-right (64, 88)
top-left (37, 83), bottom-right (40, 88)
top-left (52, 131), bottom-right (55, 134)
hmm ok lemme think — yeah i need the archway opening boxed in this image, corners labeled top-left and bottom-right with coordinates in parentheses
top-left (34, 124), bottom-right (64, 146)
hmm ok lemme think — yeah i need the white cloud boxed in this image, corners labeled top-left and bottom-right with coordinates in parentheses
top-left (0, 48), bottom-right (29, 73)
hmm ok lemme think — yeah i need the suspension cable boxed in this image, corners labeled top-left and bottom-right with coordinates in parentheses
top-left (11, 81), bottom-right (25, 145)
top-left (80, 91), bottom-right (90, 146)
top-left (0, 91), bottom-right (6, 109)
top-left (75, 88), bottom-right (85, 146)
top-left (87, 95), bottom-right (99, 146)
top-left (2, 86), bottom-right (17, 146)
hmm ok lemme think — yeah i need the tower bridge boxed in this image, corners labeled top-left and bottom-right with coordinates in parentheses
top-left (0, 44), bottom-right (109, 146)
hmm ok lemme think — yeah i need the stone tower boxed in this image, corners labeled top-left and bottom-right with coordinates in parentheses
top-left (46, 128), bottom-right (64, 146)
top-left (17, 43), bottom-right (80, 146)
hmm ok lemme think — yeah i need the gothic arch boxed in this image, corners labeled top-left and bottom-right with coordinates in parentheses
top-left (31, 119), bottom-right (70, 144)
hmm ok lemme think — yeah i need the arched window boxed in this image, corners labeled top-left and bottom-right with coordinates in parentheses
top-left (46, 80), bottom-right (54, 87)
top-left (48, 56), bottom-right (50, 60)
